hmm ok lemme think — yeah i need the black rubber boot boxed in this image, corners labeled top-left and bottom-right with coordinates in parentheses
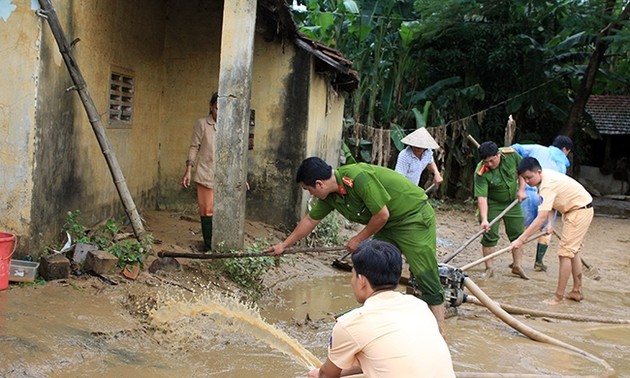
top-left (200, 216), bottom-right (213, 252)
top-left (534, 243), bottom-right (548, 271)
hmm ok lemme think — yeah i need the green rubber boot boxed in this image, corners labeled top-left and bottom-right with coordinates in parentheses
top-left (200, 216), bottom-right (213, 252)
top-left (534, 243), bottom-right (548, 271)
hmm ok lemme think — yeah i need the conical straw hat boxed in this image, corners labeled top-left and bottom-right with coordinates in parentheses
top-left (400, 128), bottom-right (440, 149)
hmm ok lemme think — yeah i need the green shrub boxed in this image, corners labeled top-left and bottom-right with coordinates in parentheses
top-left (219, 240), bottom-right (275, 299)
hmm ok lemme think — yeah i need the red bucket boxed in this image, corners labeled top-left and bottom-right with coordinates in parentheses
top-left (0, 233), bottom-right (17, 290)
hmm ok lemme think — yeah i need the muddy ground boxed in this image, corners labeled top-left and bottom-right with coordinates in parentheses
top-left (2, 198), bottom-right (629, 377)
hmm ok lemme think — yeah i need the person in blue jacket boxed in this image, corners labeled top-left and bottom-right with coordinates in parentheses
top-left (511, 135), bottom-right (573, 271)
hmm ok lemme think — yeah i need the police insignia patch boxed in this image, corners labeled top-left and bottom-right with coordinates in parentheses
top-left (342, 176), bottom-right (354, 188)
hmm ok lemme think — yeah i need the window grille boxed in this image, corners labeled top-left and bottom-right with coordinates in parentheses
top-left (109, 69), bottom-right (134, 127)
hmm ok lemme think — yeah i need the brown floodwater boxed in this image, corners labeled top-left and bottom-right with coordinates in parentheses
top-left (1, 216), bottom-right (629, 377)
top-left (1, 271), bottom-right (627, 378)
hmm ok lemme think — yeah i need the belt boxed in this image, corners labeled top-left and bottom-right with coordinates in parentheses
top-left (568, 203), bottom-right (592, 213)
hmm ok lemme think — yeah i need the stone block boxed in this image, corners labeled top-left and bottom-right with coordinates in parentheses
top-left (84, 250), bottom-right (119, 275)
top-left (73, 243), bottom-right (98, 264)
top-left (39, 254), bottom-right (70, 280)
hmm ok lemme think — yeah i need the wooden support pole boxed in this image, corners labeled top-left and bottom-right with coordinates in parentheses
top-left (36, 0), bottom-right (145, 240)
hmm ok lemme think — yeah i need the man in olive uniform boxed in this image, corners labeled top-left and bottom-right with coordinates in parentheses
top-left (474, 141), bottom-right (528, 279)
top-left (265, 157), bottom-right (446, 333)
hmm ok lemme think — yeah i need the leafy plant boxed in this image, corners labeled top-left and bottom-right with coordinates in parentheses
top-left (61, 210), bottom-right (152, 268)
top-left (63, 210), bottom-right (90, 244)
top-left (107, 240), bottom-right (148, 269)
top-left (307, 212), bottom-right (345, 247)
top-left (220, 240), bottom-right (275, 299)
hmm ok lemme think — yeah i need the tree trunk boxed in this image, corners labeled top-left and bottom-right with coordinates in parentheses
top-left (562, 0), bottom-right (630, 136)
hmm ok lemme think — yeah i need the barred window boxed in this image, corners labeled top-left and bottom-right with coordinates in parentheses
top-left (108, 68), bottom-right (134, 127)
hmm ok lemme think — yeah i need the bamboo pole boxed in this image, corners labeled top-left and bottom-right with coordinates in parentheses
top-left (465, 295), bottom-right (629, 324)
top-left (37, 0), bottom-right (145, 240)
top-left (459, 231), bottom-right (546, 271)
top-left (157, 246), bottom-right (346, 259)
top-left (442, 199), bottom-right (519, 264)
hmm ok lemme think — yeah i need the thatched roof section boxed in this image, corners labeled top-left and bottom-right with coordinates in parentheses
top-left (258, 0), bottom-right (359, 92)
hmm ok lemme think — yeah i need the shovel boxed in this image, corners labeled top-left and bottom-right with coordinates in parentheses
top-left (332, 250), bottom-right (352, 270)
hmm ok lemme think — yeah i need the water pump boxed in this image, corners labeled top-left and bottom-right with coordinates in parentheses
top-left (407, 263), bottom-right (467, 308)
top-left (437, 263), bottom-right (467, 308)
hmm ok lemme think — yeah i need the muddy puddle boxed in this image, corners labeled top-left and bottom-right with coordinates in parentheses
top-left (1, 271), bottom-right (628, 377)
top-left (1, 215), bottom-right (629, 377)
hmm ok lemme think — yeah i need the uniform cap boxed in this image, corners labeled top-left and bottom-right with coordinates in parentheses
top-left (400, 128), bottom-right (440, 149)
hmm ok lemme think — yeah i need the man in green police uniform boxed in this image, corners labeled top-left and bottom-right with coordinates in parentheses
top-left (265, 157), bottom-right (446, 333)
top-left (474, 141), bottom-right (528, 279)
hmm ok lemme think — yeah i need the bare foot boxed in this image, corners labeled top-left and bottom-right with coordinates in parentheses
top-left (543, 296), bottom-right (564, 305)
top-left (565, 292), bottom-right (583, 302)
top-left (481, 268), bottom-right (494, 279)
top-left (511, 266), bottom-right (530, 280)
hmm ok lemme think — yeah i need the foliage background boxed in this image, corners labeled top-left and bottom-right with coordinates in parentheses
top-left (292, 0), bottom-right (630, 198)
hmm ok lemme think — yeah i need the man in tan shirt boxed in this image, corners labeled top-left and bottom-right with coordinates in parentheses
top-left (511, 157), bottom-right (594, 305)
top-left (307, 240), bottom-right (454, 378)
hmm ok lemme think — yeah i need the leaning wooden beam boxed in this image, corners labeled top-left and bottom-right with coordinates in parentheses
top-left (36, 0), bottom-right (145, 240)
top-left (157, 246), bottom-right (346, 259)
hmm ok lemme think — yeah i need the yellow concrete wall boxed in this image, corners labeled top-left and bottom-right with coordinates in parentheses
top-left (0, 1), bottom-right (41, 248)
top-left (1, 0), bottom-right (347, 254)
top-left (67, 0), bottom-right (166, 211)
top-left (306, 68), bottom-right (345, 164)
top-left (246, 35), bottom-right (313, 227)
top-left (29, 0), bottom-right (167, 255)
top-left (301, 66), bottom-right (345, 216)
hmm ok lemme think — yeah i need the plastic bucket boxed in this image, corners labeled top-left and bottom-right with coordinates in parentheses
top-left (0, 232), bottom-right (17, 290)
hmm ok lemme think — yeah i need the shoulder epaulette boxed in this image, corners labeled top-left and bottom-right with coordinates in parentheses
top-left (500, 147), bottom-right (515, 154)
top-left (477, 164), bottom-right (489, 176)
top-left (342, 176), bottom-right (354, 188)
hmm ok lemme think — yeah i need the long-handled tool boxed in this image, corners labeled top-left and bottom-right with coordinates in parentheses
top-left (157, 246), bottom-right (345, 260)
top-left (442, 198), bottom-right (520, 264)
top-left (458, 231), bottom-right (546, 271)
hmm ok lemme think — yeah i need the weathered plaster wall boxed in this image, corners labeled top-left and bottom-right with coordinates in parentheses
top-left (28, 0), bottom-right (166, 256)
top-left (579, 165), bottom-right (629, 196)
top-left (0, 1), bottom-right (43, 255)
top-left (63, 0), bottom-right (166, 212)
top-left (301, 65), bottom-right (345, 215)
top-left (247, 37), bottom-right (310, 228)
top-left (305, 69), bottom-right (344, 164)
top-left (1, 0), bottom-right (346, 256)
top-left (157, 0), bottom-right (223, 211)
